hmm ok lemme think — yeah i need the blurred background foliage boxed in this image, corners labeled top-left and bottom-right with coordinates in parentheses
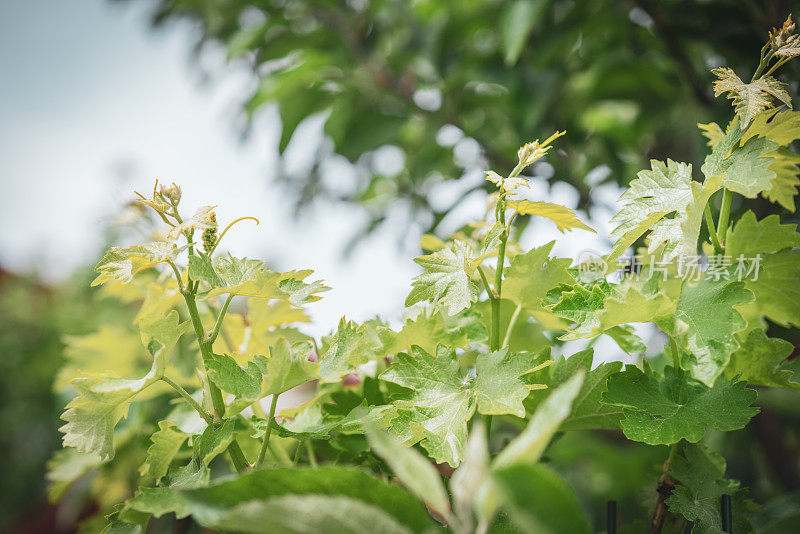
top-left (4, 0), bottom-right (800, 532)
top-left (125, 0), bottom-right (799, 241)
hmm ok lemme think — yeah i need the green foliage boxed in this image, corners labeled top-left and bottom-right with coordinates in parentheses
top-left (44, 18), bottom-right (800, 534)
top-left (666, 442), bottom-right (756, 533)
top-left (603, 365), bottom-right (759, 445)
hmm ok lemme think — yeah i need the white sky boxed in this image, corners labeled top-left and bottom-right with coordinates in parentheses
top-left (0, 0), bottom-right (641, 358)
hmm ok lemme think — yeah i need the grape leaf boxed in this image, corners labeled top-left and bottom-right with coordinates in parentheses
top-left (167, 206), bottom-right (217, 239)
top-left (597, 287), bottom-right (675, 331)
top-left (506, 200), bottom-right (594, 232)
top-left (374, 310), bottom-right (471, 359)
top-left (710, 136), bottom-right (778, 197)
top-left (742, 110), bottom-right (800, 209)
top-left (209, 338), bottom-right (318, 404)
top-left (194, 419), bottom-right (235, 466)
top-left (725, 329), bottom-right (799, 389)
top-left (380, 345), bottom-right (474, 465)
top-left (602, 365), bottom-right (759, 445)
top-left (260, 402), bottom-right (390, 440)
top-left (712, 68), bottom-right (792, 128)
top-left (59, 311), bottom-right (187, 459)
top-left (92, 242), bottom-right (178, 286)
top-left (57, 326), bottom-right (145, 392)
top-left (726, 211), bottom-right (800, 256)
top-left (607, 159), bottom-right (693, 262)
top-left (138, 310), bottom-right (192, 359)
top-left (549, 284), bottom-right (607, 339)
top-left (59, 352), bottom-right (167, 459)
top-left (319, 317), bottom-right (377, 383)
top-left (525, 349), bottom-right (623, 431)
top-left (204, 257), bottom-right (329, 306)
top-left (405, 240), bottom-right (481, 316)
top-left (726, 212), bottom-right (800, 329)
top-left (474, 348), bottom-right (545, 417)
top-left (700, 110), bottom-right (800, 210)
top-left (262, 338), bottom-right (318, 395)
top-left (503, 241), bottom-right (574, 317)
top-left (660, 278), bottom-right (753, 386)
top-left (206, 353), bottom-right (262, 400)
top-left (46, 448), bottom-right (104, 502)
top-left (379, 345), bottom-right (544, 465)
top-left (742, 250), bottom-right (800, 329)
top-left (139, 421), bottom-right (188, 486)
top-left (666, 442), bottom-right (756, 534)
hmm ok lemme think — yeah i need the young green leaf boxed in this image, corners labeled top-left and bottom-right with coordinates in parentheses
top-left (380, 345), bottom-right (474, 466)
top-left (660, 278), bottom-right (753, 386)
top-left (549, 284), bottom-right (606, 339)
top-left (139, 421), bottom-right (188, 486)
top-left (167, 205), bottom-right (217, 239)
top-left (707, 135), bottom-right (778, 197)
top-left (374, 310), bottom-right (471, 359)
top-left (206, 353), bottom-right (262, 400)
top-left (205, 259), bottom-right (329, 306)
top-left (405, 240), bottom-right (481, 316)
top-left (92, 242), bottom-right (178, 287)
top-left (503, 241), bottom-right (574, 317)
top-left (46, 448), bottom-right (104, 502)
top-left (725, 212), bottom-right (800, 329)
top-left (262, 338), bottom-right (318, 395)
top-left (474, 348), bottom-right (545, 417)
top-left (725, 328), bottom-right (799, 389)
top-left (597, 287), bottom-right (674, 331)
top-left (712, 67), bottom-right (792, 128)
top-left (506, 200), bottom-right (594, 232)
top-left (607, 159), bottom-right (693, 262)
top-left (726, 211), bottom-right (800, 256)
top-left (60, 338), bottom-right (171, 459)
top-left (319, 317), bottom-right (376, 382)
top-left (193, 419), bottom-right (235, 466)
top-left (602, 365), bottom-right (759, 445)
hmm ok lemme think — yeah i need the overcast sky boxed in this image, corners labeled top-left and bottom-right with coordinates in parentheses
top-left (0, 0), bottom-right (636, 357)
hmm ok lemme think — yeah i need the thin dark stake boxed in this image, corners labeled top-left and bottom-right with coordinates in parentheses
top-left (721, 494), bottom-right (732, 532)
top-left (606, 500), bottom-right (617, 534)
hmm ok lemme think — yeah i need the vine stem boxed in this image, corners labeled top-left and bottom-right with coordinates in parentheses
top-left (477, 266), bottom-right (494, 298)
top-left (717, 188), bottom-right (733, 251)
top-left (208, 294), bottom-right (234, 344)
top-left (256, 393), bottom-right (280, 468)
top-left (502, 304), bottom-right (522, 349)
top-left (306, 440), bottom-right (318, 468)
top-left (650, 443), bottom-right (679, 534)
top-left (703, 204), bottom-right (723, 254)
top-left (181, 285), bottom-right (248, 473)
top-left (161, 375), bottom-right (213, 425)
top-left (491, 195), bottom-right (509, 352)
top-left (669, 337), bottom-right (681, 370)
